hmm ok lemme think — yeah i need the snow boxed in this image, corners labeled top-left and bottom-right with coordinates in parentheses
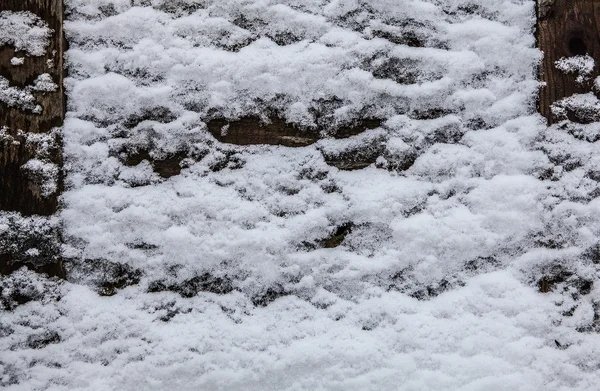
top-left (0, 76), bottom-right (42, 114)
top-left (20, 159), bottom-right (59, 197)
top-left (32, 73), bottom-right (59, 92)
top-left (0, 11), bottom-right (52, 56)
top-left (0, 73), bottom-right (57, 114)
top-left (2, 0), bottom-right (600, 390)
top-left (555, 55), bottom-right (595, 84)
top-left (552, 93), bottom-right (600, 124)
top-left (10, 57), bottom-right (24, 66)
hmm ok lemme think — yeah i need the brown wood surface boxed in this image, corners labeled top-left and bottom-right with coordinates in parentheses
top-left (1, 0), bottom-right (64, 277)
top-left (1, 0), bottom-right (64, 215)
top-left (537, 0), bottom-right (600, 124)
top-left (207, 116), bottom-right (382, 147)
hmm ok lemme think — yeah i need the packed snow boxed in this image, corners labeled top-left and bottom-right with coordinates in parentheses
top-left (2, 0), bottom-right (600, 390)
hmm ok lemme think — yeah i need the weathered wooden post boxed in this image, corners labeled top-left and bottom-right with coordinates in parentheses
top-left (0, 0), bottom-right (64, 276)
top-left (537, 0), bottom-right (600, 124)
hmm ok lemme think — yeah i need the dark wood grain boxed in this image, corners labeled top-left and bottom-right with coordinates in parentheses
top-left (1, 0), bottom-right (64, 277)
top-left (207, 116), bottom-right (382, 147)
top-left (537, 0), bottom-right (600, 124)
top-left (207, 117), bottom-right (319, 147)
top-left (1, 0), bottom-right (65, 214)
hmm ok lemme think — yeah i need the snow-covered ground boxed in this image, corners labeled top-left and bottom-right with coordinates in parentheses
top-left (2, 0), bottom-right (600, 389)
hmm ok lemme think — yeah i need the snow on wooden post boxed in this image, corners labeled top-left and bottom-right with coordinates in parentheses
top-left (0, 0), bottom-right (64, 277)
top-left (537, 0), bottom-right (600, 124)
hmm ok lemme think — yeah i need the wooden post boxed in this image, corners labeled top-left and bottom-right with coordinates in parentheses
top-left (0, 0), bottom-right (64, 277)
top-left (537, 0), bottom-right (600, 124)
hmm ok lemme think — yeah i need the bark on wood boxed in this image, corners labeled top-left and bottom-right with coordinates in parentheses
top-left (1, 0), bottom-right (64, 277)
top-left (537, 0), bottom-right (600, 124)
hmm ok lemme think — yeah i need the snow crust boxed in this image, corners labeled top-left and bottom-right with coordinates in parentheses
top-left (2, 0), bottom-right (600, 390)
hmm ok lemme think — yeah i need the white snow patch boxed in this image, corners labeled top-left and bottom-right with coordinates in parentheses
top-left (0, 76), bottom-right (42, 113)
top-left (555, 55), bottom-right (595, 84)
top-left (0, 73), bottom-right (57, 114)
top-left (0, 11), bottom-right (52, 56)
top-left (10, 57), bottom-right (24, 66)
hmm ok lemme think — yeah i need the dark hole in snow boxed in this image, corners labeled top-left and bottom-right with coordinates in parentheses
top-left (296, 167), bottom-right (329, 181)
top-left (26, 331), bottom-right (60, 349)
top-left (156, 0), bottom-right (205, 16)
top-left (568, 36), bottom-right (587, 56)
top-left (153, 300), bottom-right (192, 322)
top-left (317, 223), bottom-right (354, 249)
top-left (0, 269), bottom-right (62, 311)
top-left (424, 123), bottom-right (465, 146)
top-left (586, 169), bottom-right (600, 182)
top-left (0, 285), bottom-right (34, 310)
top-left (371, 58), bottom-right (422, 85)
top-left (400, 202), bottom-right (426, 218)
top-left (577, 280), bottom-right (593, 295)
top-left (125, 150), bottom-right (188, 178)
top-left (371, 19), bottom-right (440, 48)
top-left (380, 148), bottom-right (419, 172)
top-left (0, 258), bottom-right (64, 279)
top-left (0, 216), bottom-right (63, 278)
top-left (538, 270), bottom-right (570, 293)
top-left (126, 241), bottom-right (159, 251)
top-left (537, 265), bottom-right (593, 297)
top-left (464, 256), bottom-right (500, 273)
top-left (321, 134), bottom-right (387, 171)
top-left (97, 3), bottom-right (118, 17)
top-left (0, 323), bottom-right (14, 337)
top-left (207, 150), bottom-right (245, 172)
top-left (267, 31), bottom-right (303, 46)
top-left (321, 180), bottom-right (341, 194)
top-left (123, 107), bottom-right (177, 129)
top-left (64, 258), bottom-right (142, 297)
top-left (465, 117), bottom-right (492, 130)
top-left (562, 306), bottom-right (577, 317)
top-left (148, 273), bottom-right (234, 298)
top-left (251, 284), bottom-right (289, 307)
top-left (0, 362), bottom-right (19, 386)
top-left (385, 266), bottom-right (466, 300)
top-left (583, 243), bottom-right (600, 264)
top-left (563, 123), bottom-right (600, 143)
top-left (555, 340), bottom-right (570, 350)
top-left (409, 279), bottom-right (456, 300)
top-left (540, 148), bottom-right (582, 173)
top-left (565, 106), bottom-right (600, 124)
top-left (410, 108), bottom-right (455, 121)
top-left (334, 118), bottom-right (383, 138)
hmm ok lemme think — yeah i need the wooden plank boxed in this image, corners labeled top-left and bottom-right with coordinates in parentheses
top-left (0, 0), bottom-right (64, 277)
top-left (537, 0), bottom-right (600, 124)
